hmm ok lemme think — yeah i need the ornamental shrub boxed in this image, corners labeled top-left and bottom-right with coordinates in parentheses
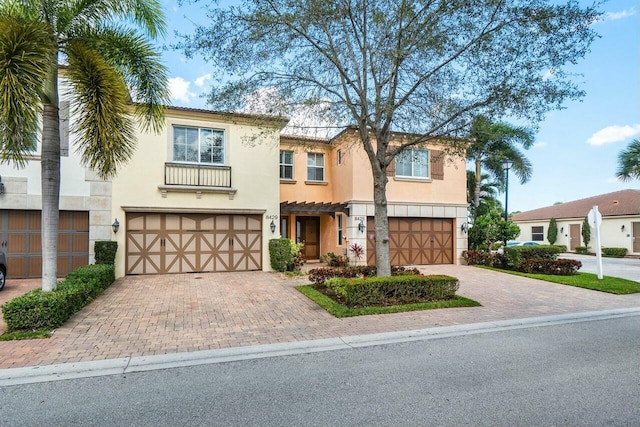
top-left (269, 238), bottom-right (292, 272)
top-left (2, 264), bottom-right (115, 332)
top-left (325, 274), bottom-right (460, 308)
top-left (575, 246), bottom-right (588, 254)
top-left (308, 265), bottom-right (420, 285)
top-left (547, 218), bottom-right (558, 245)
top-left (602, 247), bottom-right (627, 258)
top-left (519, 258), bottom-right (582, 275)
top-left (94, 241), bottom-right (118, 265)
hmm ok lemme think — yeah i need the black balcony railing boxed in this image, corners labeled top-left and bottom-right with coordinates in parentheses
top-left (164, 162), bottom-right (232, 188)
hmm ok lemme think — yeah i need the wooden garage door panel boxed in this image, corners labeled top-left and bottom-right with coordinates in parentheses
top-left (1, 210), bottom-right (88, 279)
top-left (367, 217), bottom-right (453, 266)
top-left (126, 213), bottom-right (262, 275)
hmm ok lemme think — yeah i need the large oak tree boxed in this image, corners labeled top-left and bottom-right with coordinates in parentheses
top-left (180, 0), bottom-right (599, 275)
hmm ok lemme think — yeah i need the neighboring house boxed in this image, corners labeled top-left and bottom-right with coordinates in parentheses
top-left (511, 189), bottom-right (640, 254)
top-left (0, 100), bottom-right (110, 279)
top-left (110, 107), bottom-right (286, 278)
top-left (280, 128), bottom-right (468, 266)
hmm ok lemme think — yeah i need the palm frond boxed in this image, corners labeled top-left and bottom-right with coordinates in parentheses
top-left (64, 39), bottom-right (136, 178)
top-left (75, 25), bottom-right (169, 133)
top-left (616, 138), bottom-right (640, 182)
top-left (0, 15), bottom-right (54, 166)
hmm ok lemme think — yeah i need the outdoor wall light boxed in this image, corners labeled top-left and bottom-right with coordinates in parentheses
top-left (270, 220), bottom-right (276, 233)
top-left (358, 221), bottom-right (365, 232)
top-left (621, 225), bottom-right (625, 232)
top-left (112, 219), bottom-right (120, 234)
top-left (560, 227), bottom-right (564, 233)
top-left (461, 222), bottom-right (469, 233)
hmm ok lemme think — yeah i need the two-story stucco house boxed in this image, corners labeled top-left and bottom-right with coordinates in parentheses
top-left (279, 129), bottom-right (468, 266)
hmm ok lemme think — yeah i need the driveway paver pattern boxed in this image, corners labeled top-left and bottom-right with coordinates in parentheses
top-left (0, 265), bottom-right (639, 369)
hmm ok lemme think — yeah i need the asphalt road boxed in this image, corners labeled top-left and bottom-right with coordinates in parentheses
top-left (562, 253), bottom-right (640, 281)
top-left (1, 315), bottom-right (639, 427)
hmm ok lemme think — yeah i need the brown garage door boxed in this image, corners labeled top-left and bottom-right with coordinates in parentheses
top-left (366, 217), bottom-right (453, 266)
top-left (0, 210), bottom-right (89, 278)
top-left (126, 213), bottom-right (262, 275)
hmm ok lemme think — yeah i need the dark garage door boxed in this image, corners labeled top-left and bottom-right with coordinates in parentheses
top-left (0, 210), bottom-right (89, 278)
top-left (366, 217), bottom-right (453, 266)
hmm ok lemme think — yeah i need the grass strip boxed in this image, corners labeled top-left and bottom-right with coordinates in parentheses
top-left (477, 266), bottom-right (640, 295)
top-left (0, 329), bottom-right (52, 341)
top-left (296, 285), bottom-right (480, 318)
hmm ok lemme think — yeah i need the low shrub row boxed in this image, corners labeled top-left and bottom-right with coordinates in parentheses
top-left (519, 258), bottom-right (582, 276)
top-left (308, 265), bottom-right (421, 285)
top-left (602, 247), bottom-right (627, 258)
top-left (575, 246), bottom-right (589, 255)
top-left (325, 275), bottom-right (460, 308)
top-left (2, 264), bottom-right (116, 333)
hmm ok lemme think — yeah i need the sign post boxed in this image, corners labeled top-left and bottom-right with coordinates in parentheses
top-left (587, 205), bottom-right (603, 280)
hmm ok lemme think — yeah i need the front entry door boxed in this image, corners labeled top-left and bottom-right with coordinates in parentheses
top-left (633, 222), bottom-right (640, 253)
top-left (569, 224), bottom-right (581, 250)
top-left (296, 217), bottom-right (320, 260)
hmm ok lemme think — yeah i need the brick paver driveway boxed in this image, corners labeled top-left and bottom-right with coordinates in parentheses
top-left (0, 265), bottom-right (639, 369)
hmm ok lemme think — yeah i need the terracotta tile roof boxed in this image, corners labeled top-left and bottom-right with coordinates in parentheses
top-left (512, 189), bottom-right (640, 221)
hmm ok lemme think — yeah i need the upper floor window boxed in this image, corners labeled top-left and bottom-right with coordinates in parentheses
top-left (280, 150), bottom-right (294, 180)
top-left (173, 126), bottom-right (224, 164)
top-left (307, 152), bottom-right (325, 181)
top-left (396, 148), bottom-right (429, 178)
top-left (531, 226), bottom-right (544, 241)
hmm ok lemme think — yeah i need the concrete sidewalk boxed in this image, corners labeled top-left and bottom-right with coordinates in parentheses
top-left (0, 265), bottom-right (639, 370)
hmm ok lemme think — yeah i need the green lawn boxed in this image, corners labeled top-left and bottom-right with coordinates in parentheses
top-left (478, 266), bottom-right (640, 295)
top-left (295, 285), bottom-right (480, 318)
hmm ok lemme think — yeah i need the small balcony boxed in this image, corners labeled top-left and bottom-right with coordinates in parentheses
top-left (159, 162), bottom-right (236, 199)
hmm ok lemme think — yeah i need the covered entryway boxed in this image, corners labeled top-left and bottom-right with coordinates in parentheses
top-left (296, 217), bottom-right (320, 259)
top-left (569, 224), bottom-right (581, 251)
top-left (0, 210), bottom-right (89, 278)
top-left (366, 217), bottom-right (453, 266)
top-left (633, 222), bottom-right (640, 253)
top-left (126, 213), bottom-right (262, 275)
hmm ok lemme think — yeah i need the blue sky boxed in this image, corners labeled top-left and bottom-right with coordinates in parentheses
top-left (159, 0), bottom-right (639, 213)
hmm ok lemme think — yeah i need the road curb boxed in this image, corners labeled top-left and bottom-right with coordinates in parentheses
top-left (2, 307), bottom-right (639, 386)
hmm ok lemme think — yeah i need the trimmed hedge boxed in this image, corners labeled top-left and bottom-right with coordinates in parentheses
top-left (602, 247), bottom-right (627, 258)
top-left (94, 241), bottom-right (118, 265)
top-left (503, 245), bottom-right (564, 270)
top-left (2, 264), bottom-right (115, 333)
top-left (269, 238), bottom-right (292, 272)
top-left (520, 259), bottom-right (582, 275)
top-left (308, 265), bottom-right (421, 285)
top-left (575, 246), bottom-right (588, 255)
top-left (325, 275), bottom-right (460, 308)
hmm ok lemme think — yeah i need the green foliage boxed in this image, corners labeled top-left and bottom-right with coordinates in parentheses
top-left (575, 246), bottom-right (589, 255)
top-left (602, 247), bottom-right (627, 258)
top-left (468, 207), bottom-right (520, 250)
top-left (269, 238), bottom-right (292, 272)
top-left (308, 265), bottom-right (420, 285)
top-left (2, 265), bottom-right (115, 333)
top-left (547, 218), bottom-right (558, 245)
top-left (519, 259), bottom-right (582, 276)
top-left (325, 275), bottom-right (460, 308)
top-left (582, 217), bottom-right (591, 248)
top-left (616, 138), bottom-right (640, 181)
top-left (503, 245), bottom-right (563, 269)
top-left (94, 240), bottom-right (118, 265)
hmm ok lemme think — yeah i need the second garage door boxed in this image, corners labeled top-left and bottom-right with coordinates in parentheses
top-left (126, 213), bottom-right (262, 275)
top-left (366, 217), bottom-right (453, 266)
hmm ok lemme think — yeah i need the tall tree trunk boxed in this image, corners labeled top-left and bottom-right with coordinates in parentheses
top-left (373, 173), bottom-right (391, 277)
top-left (474, 157), bottom-right (482, 208)
top-left (41, 65), bottom-right (60, 292)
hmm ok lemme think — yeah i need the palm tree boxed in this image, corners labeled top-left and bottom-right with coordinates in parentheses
top-left (467, 115), bottom-right (535, 209)
top-left (616, 138), bottom-right (640, 181)
top-left (466, 171), bottom-right (501, 219)
top-left (0, 0), bottom-right (169, 291)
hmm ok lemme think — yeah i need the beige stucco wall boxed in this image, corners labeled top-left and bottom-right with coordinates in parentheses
top-left (515, 216), bottom-right (640, 254)
top-left (110, 109), bottom-right (283, 277)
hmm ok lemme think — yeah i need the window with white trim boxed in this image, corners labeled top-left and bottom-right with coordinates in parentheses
top-left (173, 126), bottom-right (224, 164)
top-left (396, 148), bottom-right (429, 178)
top-left (337, 214), bottom-right (343, 245)
top-left (307, 152), bottom-right (325, 181)
top-left (280, 150), bottom-right (294, 180)
top-left (532, 226), bottom-right (544, 241)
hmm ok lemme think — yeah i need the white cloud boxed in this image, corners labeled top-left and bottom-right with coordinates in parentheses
top-left (194, 73), bottom-right (212, 87)
top-left (586, 124), bottom-right (640, 146)
top-left (168, 77), bottom-right (195, 103)
top-left (533, 141), bottom-right (547, 149)
top-left (604, 8), bottom-right (636, 21)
